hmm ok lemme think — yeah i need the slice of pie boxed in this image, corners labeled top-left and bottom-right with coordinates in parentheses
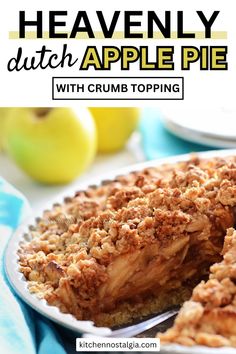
top-left (18, 156), bottom-right (236, 327)
top-left (158, 227), bottom-right (236, 348)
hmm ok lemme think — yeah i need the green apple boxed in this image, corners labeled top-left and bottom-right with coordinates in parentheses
top-left (89, 107), bottom-right (140, 153)
top-left (0, 108), bottom-right (11, 152)
top-left (5, 107), bottom-right (97, 184)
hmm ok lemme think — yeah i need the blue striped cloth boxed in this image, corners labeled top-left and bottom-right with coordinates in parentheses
top-left (0, 178), bottom-right (67, 354)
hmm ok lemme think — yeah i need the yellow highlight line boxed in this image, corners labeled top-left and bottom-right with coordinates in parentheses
top-left (9, 30), bottom-right (227, 40)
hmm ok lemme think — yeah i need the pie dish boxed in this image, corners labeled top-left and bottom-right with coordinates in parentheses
top-left (4, 149), bottom-right (236, 350)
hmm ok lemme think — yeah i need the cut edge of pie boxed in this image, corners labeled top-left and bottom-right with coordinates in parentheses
top-left (18, 155), bottom-right (236, 334)
top-left (158, 227), bottom-right (236, 348)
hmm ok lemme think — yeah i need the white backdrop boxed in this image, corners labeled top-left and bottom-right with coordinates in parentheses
top-left (0, 0), bottom-right (235, 108)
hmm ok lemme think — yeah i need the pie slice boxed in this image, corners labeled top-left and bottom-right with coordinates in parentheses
top-left (18, 156), bottom-right (236, 327)
top-left (158, 228), bottom-right (236, 348)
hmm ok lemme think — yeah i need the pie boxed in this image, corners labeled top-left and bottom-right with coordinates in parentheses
top-left (18, 155), bottom-right (236, 334)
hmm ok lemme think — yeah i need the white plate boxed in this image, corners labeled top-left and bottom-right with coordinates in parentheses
top-left (162, 107), bottom-right (236, 148)
top-left (5, 149), bottom-right (236, 353)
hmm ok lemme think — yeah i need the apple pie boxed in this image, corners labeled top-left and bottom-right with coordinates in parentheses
top-left (19, 155), bottom-right (236, 330)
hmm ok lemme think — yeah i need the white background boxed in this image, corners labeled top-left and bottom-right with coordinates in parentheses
top-left (53, 77), bottom-right (183, 100)
top-left (0, 0), bottom-right (235, 107)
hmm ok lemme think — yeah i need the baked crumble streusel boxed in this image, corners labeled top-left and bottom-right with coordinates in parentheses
top-left (18, 156), bottom-right (236, 328)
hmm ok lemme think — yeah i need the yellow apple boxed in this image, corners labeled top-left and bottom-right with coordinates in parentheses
top-left (5, 107), bottom-right (97, 184)
top-left (0, 108), bottom-right (11, 152)
top-left (89, 107), bottom-right (140, 153)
